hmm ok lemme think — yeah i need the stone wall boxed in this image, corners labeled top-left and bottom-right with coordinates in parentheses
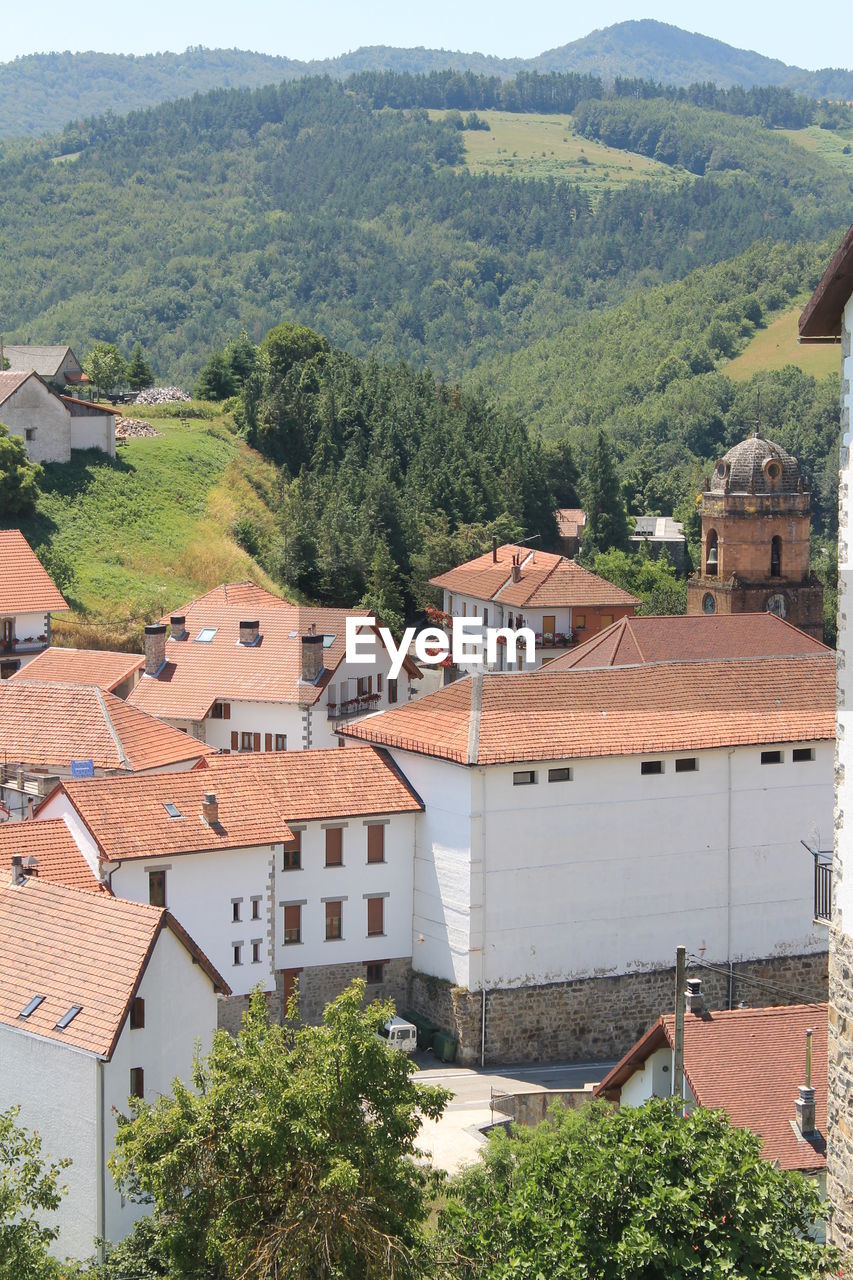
top-left (828, 928), bottom-right (853, 1253)
top-left (276, 955), bottom-right (412, 1026)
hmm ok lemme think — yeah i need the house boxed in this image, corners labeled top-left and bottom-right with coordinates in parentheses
top-left (0, 680), bottom-right (212, 818)
top-left (36, 746), bottom-right (423, 1030)
top-left (126, 582), bottom-right (421, 752)
top-left (429, 541), bottom-right (640, 671)
top-left (594, 998), bottom-right (827, 1183)
top-left (799, 219), bottom-right (853, 1252)
top-left (555, 507), bottom-right (585, 558)
top-left (14, 645), bottom-right (144, 697)
top-left (545, 612), bottom-right (830, 671)
top-left (0, 370), bottom-right (115, 463)
top-left (0, 817), bottom-right (108, 891)
top-left (630, 515), bottom-right (686, 573)
top-left (0, 530), bottom-right (68, 679)
top-left (2, 342), bottom-right (88, 387)
top-left (0, 871), bottom-right (226, 1261)
top-left (345, 652), bottom-right (834, 1064)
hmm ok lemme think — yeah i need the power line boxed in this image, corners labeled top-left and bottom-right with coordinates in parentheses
top-left (687, 955), bottom-right (821, 1007)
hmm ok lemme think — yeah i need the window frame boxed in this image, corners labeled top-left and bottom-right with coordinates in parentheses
top-left (641, 760), bottom-right (664, 776)
top-left (148, 869), bottom-right (166, 907)
top-left (761, 749), bottom-right (783, 765)
top-left (513, 770), bottom-right (537, 786)
top-left (325, 899), bottom-right (343, 941)
top-left (675, 757), bottom-right (698, 773)
top-left (283, 903), bottom-right (302, 945)
top-left (548, 766), bottom-right (572, 783)
top-left (130, 1067), bottom-right (145, 1100)
top-left (366, 895), bottom-right (385, 938)
top-left (325, 826), bottom-right (344, 867)
top-left (283, 832), bottom-right (302, 871)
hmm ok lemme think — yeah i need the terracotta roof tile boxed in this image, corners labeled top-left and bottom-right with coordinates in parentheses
top-left (549, 614), bottom-right (831, 671)
top-left (0, 530), bottom-right (68, 614)
top-left (13, 646), bottom-right (143, 693)
top-left (0, 878), bottom-right (227, 1058)
top-left (0, 818), bottom-right (106, 892)
top-left (555, 508), bottom-right (585, 539)
top-left (345, 654), bottom-right (835, 764)
top-left (0, 681), bottom-right (212, 772)
top-left (596, 1003), bottom-right (827, 1173)
top-left (429, 543), bottom-right (639, 609)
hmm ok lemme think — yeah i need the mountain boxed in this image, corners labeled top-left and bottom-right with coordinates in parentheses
top-left (2, 23), bottom-right (852, 140)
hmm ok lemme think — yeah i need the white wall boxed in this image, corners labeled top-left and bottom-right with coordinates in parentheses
top-left (619, 1044), bottom-right (688, 1108)
top-left (837, 294), bottom-right (853, 928)
top-left (69, 412), bottom-right (116, 457)
top-left (1, 379), bottom-right (70, 463)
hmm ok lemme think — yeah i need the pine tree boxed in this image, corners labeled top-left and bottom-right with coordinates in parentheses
top-left (126, 343), bottom-right (154, 391)
top-left (582, 429), bottom-right (629, 556)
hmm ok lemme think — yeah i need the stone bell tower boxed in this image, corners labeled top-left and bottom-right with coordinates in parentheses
top-left (686, 432), bottom-right (823, 639)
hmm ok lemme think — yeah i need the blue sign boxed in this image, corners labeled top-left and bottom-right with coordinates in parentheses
top-left (70, 759), bottom-right (95, 779)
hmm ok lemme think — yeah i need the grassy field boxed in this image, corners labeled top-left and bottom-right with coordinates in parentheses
top-left (723, 304), bottom-right (841, 382)
top-left (430, 110), bottom-right (687, 199)
top-left (10, 408), bottom-right (282, 648)
top-left (781, 124), bottom-right (853, 176)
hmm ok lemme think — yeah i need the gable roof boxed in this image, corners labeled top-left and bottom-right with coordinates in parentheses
top-left (0, 818), bottom-right (106, 893)
top-left (799, 221), bottom-right (853, 341)
top-left (594, 1003), bottom-right (827, 1173)
top-left (0, 370), bottom-right (33, 405)
top-left (0, 681), bottom-right (212, 772)
top-left (547, 613), bottom-right (831, 671)
top-left (13, 646), bottom-right (144, 693)
top-left (430, 544), bottom-right (639, 610)
top-left (126, 582), bottom-right (418, 721)
top-left (344, 653), bottom-right (835, 765)
top-left (2, 344), bottom-right (81, 378)
top-left (0, 530), bottom-right (68, 615)
top-left (0, 877), bottom-right (227, 1058)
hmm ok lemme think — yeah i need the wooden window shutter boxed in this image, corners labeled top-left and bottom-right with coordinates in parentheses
top-left (325, 827), bottom-right (343, 866)
top-left (367, 896), bottom-right (384, 936)
top-left (367, 824), bottom-right (384, 863)
top-left (253, 732), bottom-right (261, 752)
top-left (265, 733), bottom-right (272, 752)
top-left (224, 703), bottom-right (231, 720)
top-left (283, 904), bottom-right (301, 943)
top-left (231, 731), bottom-right (239, 751)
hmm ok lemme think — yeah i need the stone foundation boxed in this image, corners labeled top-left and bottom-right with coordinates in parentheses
top-left (282, 956), bottom-right (412, 1026)
top-left (411, 952), bottom-right (829, 1066)
top-left (828, 927), bottom-right (853, 1255)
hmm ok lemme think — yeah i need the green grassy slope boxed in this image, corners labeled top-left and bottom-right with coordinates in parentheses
top-left (724, 305), bottom-right (841, 382)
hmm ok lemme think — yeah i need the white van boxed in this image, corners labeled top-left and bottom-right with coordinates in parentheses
top-left (378, 1016), bottom-right (418, 1054)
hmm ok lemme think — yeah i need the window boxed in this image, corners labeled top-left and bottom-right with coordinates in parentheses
top-left (575, 614), bottom-right (586, 630)
top-left (251, 896), bottom-right (262, 920)
top-left (232, 943), bottom-right (243, 966)
top-left (388, 678), bottom-right (398, 705)
top-left (241, 731), bottom-right (259, 752)
top-left (130, 997), bottom-right (145, 1029)
top-left (19, 995), bottom-right (45, 1019)
top-left (365, 962), bottom-right (386, 985)
top-left (275, 733), bottom-right (287, 751)
top-left (195, 627), bottom-right (217, 643)
top-left (25, 428), bottom-right (36, 442)
top-left (325, 900), bottom-right (343, 940)
top-left (148, 869), bottom-right (166, 907)
top-left (513, 770), bottom-right (537, 786)
top-left (483, 608), bottom-right (488, 626)
top-left (771, 536), bottom-right (782, 578)
top-left (284, 904), bottom-right (301, 945)
top-left (600, 614), bottom-right (613, 627)
top-left (641, 760), bottom-right (663, 775)
top-left (322, 633), bottom-right (335, 649)
top-left (448, 595), bottom-right (453, 612)
top-left (55, 1005), bottom-right (82, 1030)
top-left (462, 601), bottom-right (467, 617)
top-left (210, 701), bottom-right (231, 719)
top-left (283, 832), bottom-right (302, 871)
top-left (251, 940), bottom-right (262, 964)
top-left (548, 767), bottom-right (572, 783)
top-left (793, 747), bottom-right (815, 763)
top-left (325, 827), bottom-right (343, 867)
top-left (705, 530), bottom-right (718, 577)
top-left (232, 899), bottom-right (242, 923)
top-left (163, 803), bottom-right (181, 819)
top-left (367, 896), bottom-right (384, 937)
top-left (761, 750), bottom-right (783, 765)
top-left (675, 757), bottom-right (697, 773)
top-left (367, 824), bottom-right (385, 863)
top-left (130, 1068), bottom-right (145, 1100)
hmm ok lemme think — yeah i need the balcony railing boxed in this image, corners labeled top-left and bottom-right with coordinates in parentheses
top-left (327, 695), bottom-right (381, 721)
top-left (815, 859), bottom-right (832, 924)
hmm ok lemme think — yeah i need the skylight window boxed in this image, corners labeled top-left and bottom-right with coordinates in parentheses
top-left (195, 627), bottom-right (218, 643)
top-left (322, 634), bottom-right (336, 649)
top-left (163, 803), bottom-right (182, 818)
top-left (19, 995), bottom-right (45, 1019)
top-left (55, 1005), bottom-right (82, 1030)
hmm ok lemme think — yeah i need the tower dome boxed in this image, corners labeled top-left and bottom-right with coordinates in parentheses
top-left (710, 433), bottom-right (801, 496)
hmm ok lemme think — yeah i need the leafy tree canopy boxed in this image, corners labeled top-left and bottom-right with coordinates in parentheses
top-left (0, 1105), bottom-right (68, 1280)
top-left (83, 342), bottom-right (127, 395)
top-left (0, 423), bottom-right (42, 518)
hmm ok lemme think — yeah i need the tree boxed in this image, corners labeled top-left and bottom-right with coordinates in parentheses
top-left (110, 983), bottom-right (449, 1280)
top-left (359, 541), bottom-right (406, 637)
top-left (261, 322), bottom-right (329, 386)
top-left (543, 437), bottom-right (580, 510)
top-left (438, 1097), bottom-right (838, 1280)
top-left (125, 344), bottom-right (154, 392)
top-left (581, 429), bottom-right (629, 556)
top-left (83, 343), bottom-right (127, 396)
top-left (194, 350), bottom-right (236, 401)
top-left (0, 1105), bottom-right (68, 1280)
top-left (0, 424), bottom-right (42, 517)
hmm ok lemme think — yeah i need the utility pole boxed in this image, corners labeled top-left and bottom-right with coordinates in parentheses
top-left (673, 945), bottom-right (686, 1106)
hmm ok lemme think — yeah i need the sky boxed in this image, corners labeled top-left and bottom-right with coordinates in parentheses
top-left (1, 0), bottom-right (848, 71)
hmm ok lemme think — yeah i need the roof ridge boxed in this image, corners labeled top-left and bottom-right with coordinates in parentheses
top-left (626, 616), bottom-right (645, 663)
top-left (94, 687), bottom-right (131, 771)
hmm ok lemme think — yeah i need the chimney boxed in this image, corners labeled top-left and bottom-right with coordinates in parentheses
top-left (685, 978), bottom-right (703, 1015)
top-left (170, 615), bottom-right (187, 641)
top-left (795, 1028), bottom-right (817, 1137)
top-left (492, 535), bottom-right (498, 563)
top-left (511, 557), bottom-right (521, 584)
top-left (144, 623), bottom-right (167, 676)
top-left (239, 620), bottom-right (260, 647)
top-left (9, 855), bottom-right (24, 886)
top-left (202, 792), bottom-right (219, 826)
top-left (301, 632), bottom-right (324, 683)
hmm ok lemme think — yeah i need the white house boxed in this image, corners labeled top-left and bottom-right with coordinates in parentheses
top-left (0, 871), bottom-right (226, 1262)
top-left (0, 371), bottom-right (115, 464)
top-left (2, 342), bottom-right (88, 387)
top-left (36, 746), bottom-right (423, 1029)
top-left (126, 582), bottom-right (421, 752)
top-left (0, 530), bottom-right (68, 679)
top-left (346, 651), bottom-right (834, 1064)
top-left (429, 541), bottom-right (639, 671)
top-left (799, 222), bottom-right (853, 1253)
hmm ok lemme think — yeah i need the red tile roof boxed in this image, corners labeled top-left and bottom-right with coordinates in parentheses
top-left (549, 614), bottom-right (831, 671)
top-left (0, 878), bottom-right (228, 1058)
top-left (0, 681), bottom-right (212, 772)
top-left (13, 646), bottom-right (143, 693)
top-left (595, 1003), bottom-right (827, 1173)
top-left (430, 544), bottom-right (639, 609)
top-left (0, 530), bottom-right (68, 615)
top-left (0, 818), bottom-right (106, 893)
top-left (344, 653), bottom-right (835, 765)
top-left (126, 582), bottom-right (418, 722)
top-left (555, 508), bottom-right (585, 538)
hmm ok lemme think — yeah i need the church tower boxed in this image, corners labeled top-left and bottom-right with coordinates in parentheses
top-left (686, 432), bottom-right (823, 639)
